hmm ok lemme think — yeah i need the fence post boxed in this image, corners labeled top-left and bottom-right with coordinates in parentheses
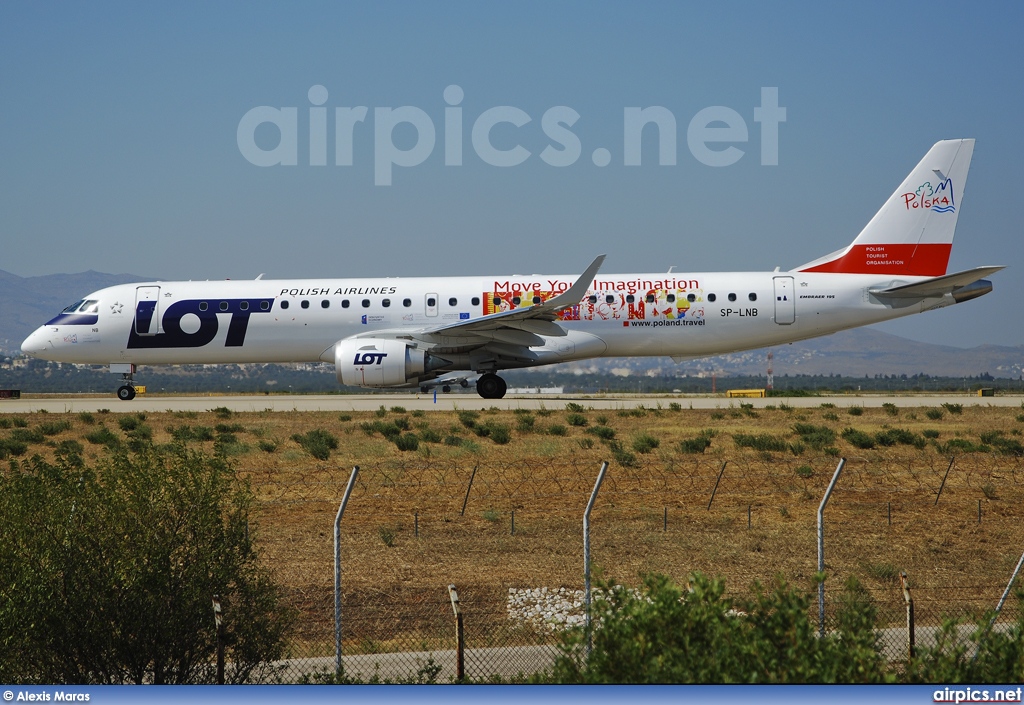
top-left (448, 584), bottom-right (464, 681)
top-left (707, 461), bottom-right (728, 510)
top-left (900, 571), bottom-right (915, 661)
top-left (584, 461), bottom-right (609, 658)
top-left (334, 466), bottom-right (359, 675)
top-left (212, 594), bottom-right (224, 684)
top-left (934, 457), bottom-right (954, 505)
top-left (818, 458), bottom-right (845, 638)
top-left (461, 465), bottom-right (478, 516)
top-left (974, 548), bottom-right (1024, 663)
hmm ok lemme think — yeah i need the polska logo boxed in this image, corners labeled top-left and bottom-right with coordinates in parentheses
top-left (901, 179), bottom-right (956, 213)
top-left (354, 352), bottom-right (388, 365)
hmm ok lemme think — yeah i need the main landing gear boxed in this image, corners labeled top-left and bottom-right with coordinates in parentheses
top-left (476, 373), bottom-right (507, 400)
top-left (113, 364), bottom-right (137, 401)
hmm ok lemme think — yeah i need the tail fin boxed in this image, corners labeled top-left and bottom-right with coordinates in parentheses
top-left (796, 139), bottom-right (974, 276)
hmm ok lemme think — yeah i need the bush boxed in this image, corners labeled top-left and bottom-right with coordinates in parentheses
top-left (419, 428), bottom-right (442, 443)
top-left (679, 431), bottom-right (714, 454)
top-left (926, 409), bottom-right (944, 420)
top-left (609, 441), bottom-right (637, 467)
top-left (941, 403), bottom-right (963, 415)
top-left (547, 424), bottom-right (568, 437)
top-left (169, 425), bottom-right (215, 443)
top-left (457, 411), bottom-right (479, 429)
top-left (882, 403), bottom-right (898, 417)
top-left (632, 433), bottom-right (660, 454)
top-left (566, 413), bottom-right (588, 427)
top-left (0, 440), bottom-right (292, 683)
top-left (257, 440), bottom-right (277, 453)
top-left (847, 406), bottom-right (864, 417)
top-left (841, 428), bottom-right (876, 450)
top-left (84, 426), bottom-right (120, 448)
top-left (77, 412), bottom-right (96, 425)
top-left (515, 414), bottom-right (535, 433)
top-left (792, 423), bottom-right (836, 450)
top-left (586, 426), bottom-right (616, 441)
top-left (549, 572), bottom-right (889, 684)
top-left (39, 419), bottom-right (72, 436)
top-left (393, 433), bottom-right (419, 452)
top-left (291, 429), bottom-right (339, 460)
top-left (733, 434), bottom-right (788, 452)
top-left (565, 402), bottom-right (586, 413)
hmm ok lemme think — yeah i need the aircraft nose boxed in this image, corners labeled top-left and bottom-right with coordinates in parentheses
top-left (21, 328), bottom-right (51, 357)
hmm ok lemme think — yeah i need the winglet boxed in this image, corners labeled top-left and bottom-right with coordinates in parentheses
top-left (541, 254), bottom-right (606, 314)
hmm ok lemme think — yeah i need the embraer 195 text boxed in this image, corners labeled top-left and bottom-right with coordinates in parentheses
top-left (22, 140), bottom-right (1003, 400)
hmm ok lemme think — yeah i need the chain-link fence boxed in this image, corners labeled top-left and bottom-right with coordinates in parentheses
top-left (249, 453), bottom-right (1024, 682)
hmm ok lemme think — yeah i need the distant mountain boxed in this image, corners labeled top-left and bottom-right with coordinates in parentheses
top-left (0, 270), bottom-right (155, 353)
top-left (0, 271), bottom-right (1020, 378)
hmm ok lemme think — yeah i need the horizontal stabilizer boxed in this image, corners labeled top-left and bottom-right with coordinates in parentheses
top-left (869, 266), bottom-right (1004, 298)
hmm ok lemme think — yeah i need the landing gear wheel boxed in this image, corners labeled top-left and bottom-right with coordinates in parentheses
top-left (442, 385), bottom-right (451, 393)
top-left (117, 385), bottom-right (137, 401)
top-left (476, 373), bottom-right (507, 400)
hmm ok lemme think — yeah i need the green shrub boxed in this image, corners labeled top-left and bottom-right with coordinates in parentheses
top-left (679, 431), bottom-right (713, 454)
top-left (393, 433), bottom-right (419, 451)
top-left (84, 426), bottom-right (120, 448)
top-left (38, 419), bottom-right (72, 436)
top-left (11, 428), bottom-right (45, 444)
top-left (211, 406), bottom-right (233, 418)
top-left (78, 412), bottom-right (96, 425)
top-left (443, 435), bottom-right (463, 447)
top-left (486, 424), bottom-right (512, 445)
top-left (733, 433), bottom-right (788, 452)
top-left (792, 423), bottom-right (836, 450)
top-left (457, 411), bottom-right (479, 429)
top-left (926, 409), bottom-right (944, 420)
top-left (291, 429), bottom-right (339, 460)
top-left (941, 403), bottom-right (963, 415)
top-left (796, 465), bottom-right (813, 478)
top-left (632, 433), bottom-right (660, 454)
top-left (922, 429), bottom-right (940, 439)
top-left (419, 428), bottom-right (442, 443)
top-left (215, 423), bottom-right (245, 434)
top-left (586, 426), bottom-right (616, 441)
top-left (565, 402), bottom-right (585, 413)
top-left (841, 428), bottom-right (876, 450)
top-left (566, 413), bottom-right (588, 427)
top-left (547, 424), bottom-right (568, 437)
top-left (257, 440), bottom-right (277, 453)
top-left (847, 406), bottom-right (864, 417)
top-left (882, 403), bottom-right (898, 417)
top-left (515, 414), bottom-right (535, 433)
top-left (609, 441), bottom-right (637, 467)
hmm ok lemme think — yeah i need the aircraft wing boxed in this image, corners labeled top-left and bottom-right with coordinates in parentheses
top-left (868, 266), bottom-right (1004, 299)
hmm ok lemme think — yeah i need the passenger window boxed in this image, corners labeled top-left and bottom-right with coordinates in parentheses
top-left (605, 295), bottom-right (615, 304)
top-left (240, 301), bottom-right (249, 311)
top-left (403, 298), bottom-right (412, 307)
top-left (361, 299), bottom-right (370, 308)
top-left (666, 294), bottom-right (675, 303)
top-left (260, 301), bottom-right (270, 311)
top-left (707, 293), bottom-right (717, 302)
top-left (427, 297), bottom-right (436, 307)
top-left (588, 295), bottom-right (597, 304)
top-left (626, 294), bottom-right (635, 303)
top-left (533, 296), bottom-right (542, 305)
top-left (687, 294), bottom-right (696, 303)
top-left (382, 299), bottom-right (391, 308)
top-left (749, 293), bottom-right (757, 301)
top-left (280, 300), bottom-right (289, 310)
top-left (512, 296), bottom-right (521, 305)
top-left (199, 302), bottom-right (209, 312)
top-left (321, 300), bottom-right (330, 309)
top-left (448, 297), bottom-right (457, 306)
top-left (220, 301), bottom-right (229, 311)
top-left (301, 300), bottom-right (309, 309)
top-left (492, 297), bottom-right (501, 307)
top-left (728, 293), bottom-right (737, 302)
top-left (645, 294), bottom-right (655, 303)
top-left (342, 300), bottom-right (350, 309)
top-left (471, 297), bottom-right (480, 306)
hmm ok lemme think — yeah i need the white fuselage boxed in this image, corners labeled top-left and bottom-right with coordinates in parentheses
top-left (21, 269), bottom-right (949, 370)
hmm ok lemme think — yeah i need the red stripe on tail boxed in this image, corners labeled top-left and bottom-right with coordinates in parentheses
top-left (798, 243), bottom-right (951, 276)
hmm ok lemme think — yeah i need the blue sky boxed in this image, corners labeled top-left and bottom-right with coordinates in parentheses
top-left (2, 1), bottom-right (1021, 346)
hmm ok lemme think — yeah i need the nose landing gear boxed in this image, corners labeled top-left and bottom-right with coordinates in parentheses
top-left (111, 363), bottom-right (138, 401)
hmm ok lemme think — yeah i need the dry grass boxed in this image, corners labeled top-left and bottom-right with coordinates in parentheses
top-left (7, 401), bottom-right (1024, 648)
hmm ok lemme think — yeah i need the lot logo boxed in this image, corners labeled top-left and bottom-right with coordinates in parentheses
top-left (127, 298), bottom-right (274, 349)
top-left (902, 179), bottom-right (956, 213)
top-left (354, 351), bottom-right (387, 365)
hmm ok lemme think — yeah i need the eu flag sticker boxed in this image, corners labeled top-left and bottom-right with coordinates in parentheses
top-left (460, 312), bottom-right (470, 320)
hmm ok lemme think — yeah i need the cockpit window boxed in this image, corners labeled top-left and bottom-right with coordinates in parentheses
top-left (80, 300), bottom-right (100, 313)
top-left (61, 300), bottom-right (86, 314)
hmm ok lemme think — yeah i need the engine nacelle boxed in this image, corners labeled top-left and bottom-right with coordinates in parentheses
top-left (334, 338), bottom-right (446, 388)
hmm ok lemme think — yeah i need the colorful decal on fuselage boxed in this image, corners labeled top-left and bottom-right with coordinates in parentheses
top-left (483, 288), bottom-right (706, 323)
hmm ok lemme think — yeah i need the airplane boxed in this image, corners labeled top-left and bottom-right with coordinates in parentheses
top-left (21, 139), bottom-right (1003, 401)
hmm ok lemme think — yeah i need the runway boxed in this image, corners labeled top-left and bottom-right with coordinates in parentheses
top-left (2, 392), bottom-right (1021, 414)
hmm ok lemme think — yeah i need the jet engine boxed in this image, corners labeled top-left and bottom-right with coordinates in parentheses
top-left (334, 338), bottom-right (448, 388)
